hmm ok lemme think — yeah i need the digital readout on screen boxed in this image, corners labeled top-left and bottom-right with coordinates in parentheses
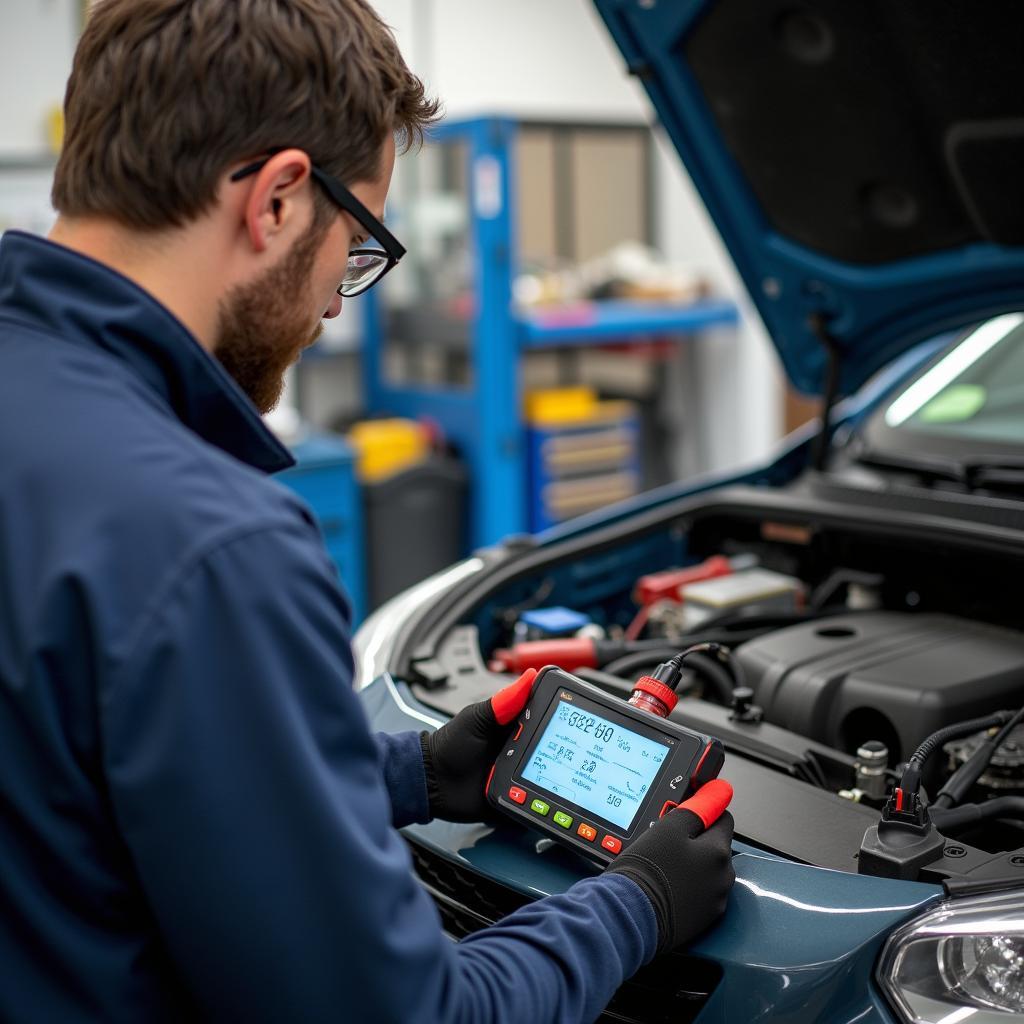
top-left (520, 698), bottom-right (670, 831)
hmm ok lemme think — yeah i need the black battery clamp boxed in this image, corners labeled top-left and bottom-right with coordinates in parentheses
top-left (486, 663), bottom-right (725, 864)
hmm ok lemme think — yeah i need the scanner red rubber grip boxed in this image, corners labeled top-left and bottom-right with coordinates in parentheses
top-left (676, 779), bottom-right (734, 831)
top-left (491, 668), bottom-right (538, 726)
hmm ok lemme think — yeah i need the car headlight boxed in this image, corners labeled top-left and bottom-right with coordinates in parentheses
top-left (879, 890), bottom-right (1024, 1022)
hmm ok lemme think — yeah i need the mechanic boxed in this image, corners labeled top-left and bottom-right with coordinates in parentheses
top-left (0, 2), bottom-right (735, 1021)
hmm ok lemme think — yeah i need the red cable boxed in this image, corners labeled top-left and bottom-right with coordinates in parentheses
top-left (624, 604), bottom-right (651, 642)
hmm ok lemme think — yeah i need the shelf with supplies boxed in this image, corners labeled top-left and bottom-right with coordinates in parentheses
top-left (362, 116), bottom-right (738, 550)
top-left (518, 297), bottom-right (737, 348)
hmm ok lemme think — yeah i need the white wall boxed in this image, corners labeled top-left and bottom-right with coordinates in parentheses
top-left (653, 132), bottom-right (785, 473)
top-left (377, 0), bottom-right (646, 122)
top-left (0, 0), bottom-right (78, 157)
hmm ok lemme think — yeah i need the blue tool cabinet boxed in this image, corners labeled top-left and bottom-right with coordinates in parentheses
top-left (526, 404), bottom-right (642, 533)
top-left (363, 116), bottom-right (739, 550)
top-left (277, 433), bottom-right (366, 625)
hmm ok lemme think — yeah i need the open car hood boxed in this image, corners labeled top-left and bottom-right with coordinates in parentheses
top-left (594, 0), bottom-right (1024, 395)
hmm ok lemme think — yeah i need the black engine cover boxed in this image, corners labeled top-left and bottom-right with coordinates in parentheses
top-left (735, 613), bottom-right (1024, 762)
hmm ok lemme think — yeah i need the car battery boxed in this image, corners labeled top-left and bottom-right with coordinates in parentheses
top-left (679, 568), bottom-right (803, 629)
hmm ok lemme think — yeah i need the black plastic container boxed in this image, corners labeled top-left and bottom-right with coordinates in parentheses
top-left (363, 456), bottom-right (467, 610)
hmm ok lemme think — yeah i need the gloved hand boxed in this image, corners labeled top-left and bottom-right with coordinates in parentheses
top-left (606, 779), bottom-right (736, 954)
top-left (420, 668), bottom-right (538, 823)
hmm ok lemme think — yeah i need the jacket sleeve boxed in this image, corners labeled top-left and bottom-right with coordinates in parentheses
top-left (374, 730), bottom-right (431, 827)
top-left (101, 519), bottom-right (658, 1024)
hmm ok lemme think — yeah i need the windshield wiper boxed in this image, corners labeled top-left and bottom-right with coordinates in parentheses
top-left (964, 459), bottom-right (1024, 490)
top-left (854, 447), bottom-right (965, 483)
top-left (854, 447), bottom-right (1024, 494)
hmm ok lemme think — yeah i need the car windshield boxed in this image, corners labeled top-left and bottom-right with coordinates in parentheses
top-left (861, 313), bottom-right (1024, 466)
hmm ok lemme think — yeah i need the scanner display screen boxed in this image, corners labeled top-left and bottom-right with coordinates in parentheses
top-left (520, 697), bottom-right (670, 830)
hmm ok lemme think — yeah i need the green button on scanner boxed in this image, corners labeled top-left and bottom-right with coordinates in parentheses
top-left (530, 798), bottom-right (550, 816)
top-left (553, 811), bottom-right (573, 829)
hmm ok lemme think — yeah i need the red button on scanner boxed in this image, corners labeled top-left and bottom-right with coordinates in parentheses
top-left (508, 786), bottom-right (527, 805)
top-left (659, 800), bottom-right (679, 819)
top-left (600, 835), bottom-right (622, 855)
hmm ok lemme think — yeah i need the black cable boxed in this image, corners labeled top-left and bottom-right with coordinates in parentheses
top-left (635, 641), bottom-right (743, 708)
top-left (933, 705), bottom-right (1024, 810)
top-left (648, 642), bottom-right (723, 691)
top-left (729, 650), bottom-right (749, 691)
top-left (810, 314), bottom-right (843, 474)
top-left (908, 711), bottom-right (1014, 770)
top-left (804, 752), bottom-right (829, 790)
top-left (617, 605), bottom-right (847, 651)
top-left (809, 570), bottom-right (884, 611)
top-left (681, 653), bottom-right (735, 705)
top-left (496, 577), bottom-right (555, 629)
top-left (992, 707), bottom-right (1024, 749)
top-left (598, 617), bottom-right (799, 677)
top-left (602, 648), bottom-right (680, 679)
top-left (886, 710), bottom-right (1015, 826)
top-left (608, 607), bottom-right (866, 665)
top-left (608, 621), bottom-right (796, 659)
top-left (672, 607), bottom-right (844, 635)
top-left (605, 641), bottom-right (744, 707)
top-left (930, 797), bottom-right (1024, 835)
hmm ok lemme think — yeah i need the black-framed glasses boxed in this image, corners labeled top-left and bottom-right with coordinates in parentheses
top-left (230, 152), bottom-right (405, 297)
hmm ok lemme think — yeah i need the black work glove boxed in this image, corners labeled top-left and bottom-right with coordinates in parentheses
top-left (420, 668), bottom-right (537, 823)
top-left (606, 779), bottom-right (736, 954)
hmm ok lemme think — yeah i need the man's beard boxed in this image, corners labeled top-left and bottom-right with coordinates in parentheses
top-left (214, 230), bottom-right (327, 414)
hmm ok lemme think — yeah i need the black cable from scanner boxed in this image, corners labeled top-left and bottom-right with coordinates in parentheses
top-left (606, 643), bottom-right (740, 705)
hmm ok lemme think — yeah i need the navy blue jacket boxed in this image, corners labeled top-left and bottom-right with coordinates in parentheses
top-left (0, 231), bottom-right (657, 1022)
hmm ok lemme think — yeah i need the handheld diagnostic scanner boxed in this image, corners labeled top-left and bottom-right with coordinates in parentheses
top-left (486, 658), bottom-right (725, 864)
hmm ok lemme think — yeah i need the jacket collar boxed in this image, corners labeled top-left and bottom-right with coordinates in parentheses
top-left (0, 230), bottom-right (294, 473)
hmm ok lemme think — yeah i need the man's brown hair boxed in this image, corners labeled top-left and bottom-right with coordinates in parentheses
top-left (52, 0), bottom-right (439, 230)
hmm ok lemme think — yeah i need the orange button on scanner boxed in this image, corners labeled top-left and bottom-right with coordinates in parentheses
top-left (577, 823), bottom-right (597, 842)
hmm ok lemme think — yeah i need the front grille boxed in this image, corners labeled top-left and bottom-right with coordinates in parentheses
top-left (407, 841), bottom-right (534, 937)
top-left (407, 840), bottom-right (720, 1024)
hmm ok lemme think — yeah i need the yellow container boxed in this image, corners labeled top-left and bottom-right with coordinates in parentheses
top-left (347, 418), bottom-right (429, 482)
top-left (523, 387), bottom-right (599, 426)
top-left (46, 106), bottom-right (65, 154)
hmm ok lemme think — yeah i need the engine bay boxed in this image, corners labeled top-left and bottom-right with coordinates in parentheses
top-left (403, 486), bottom-right (1024, 884)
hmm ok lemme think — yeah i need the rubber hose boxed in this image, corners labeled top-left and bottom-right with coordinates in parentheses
top-left (930, 796), bottom-right (1024, 835)
top-left (684, 652), bottom-right (736, 705)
